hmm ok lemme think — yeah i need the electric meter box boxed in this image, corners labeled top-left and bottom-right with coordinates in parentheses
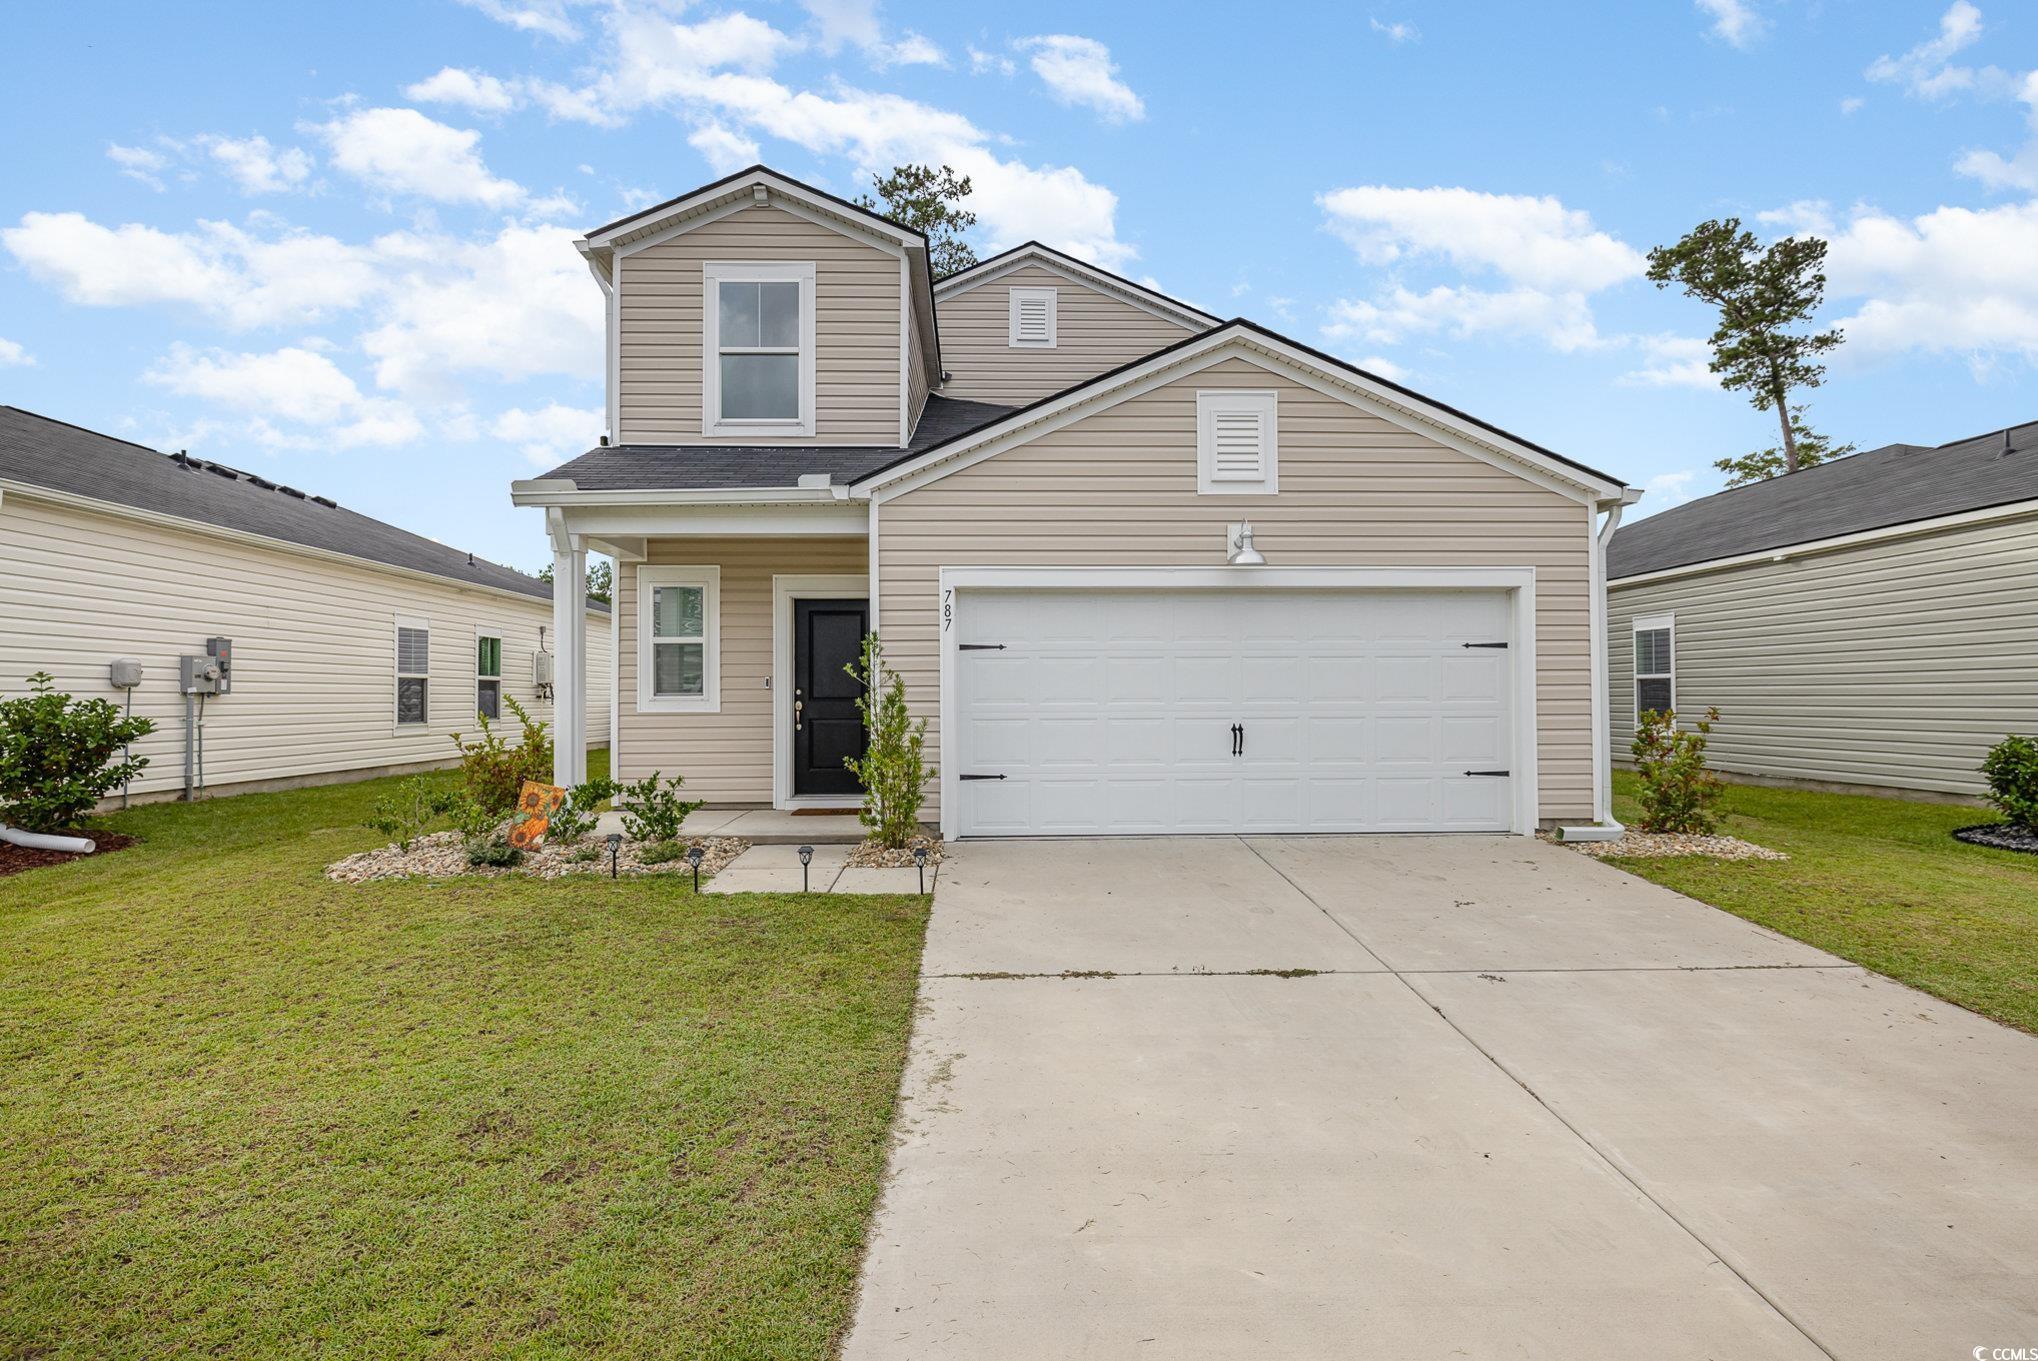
top-left (179, 655), bottom-right (223, 695)
top-left (205, 637), bottom-right (233, 694)
top-left (534, 651), bottom-right (555, 687)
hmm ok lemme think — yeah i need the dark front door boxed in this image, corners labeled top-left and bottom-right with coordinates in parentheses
top-left (793, 598), bottom-right (868, 796)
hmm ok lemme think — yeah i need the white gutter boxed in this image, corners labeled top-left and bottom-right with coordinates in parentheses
top-left (1565, 486), bottom-right (1643, 843)
top-left (508, 479), bottom-right (856, 509)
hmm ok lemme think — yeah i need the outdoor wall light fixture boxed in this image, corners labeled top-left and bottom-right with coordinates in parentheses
top-left (798, 844), bottom-right (814, 893)
top-left (605, 832), bottom-right (622, 880)
top-left (686, 843), bottom-right (705, 892)
top-left (1227, 520), bottom-right (1267, 566)
top-left (914, 844), bottom-right (928, 894)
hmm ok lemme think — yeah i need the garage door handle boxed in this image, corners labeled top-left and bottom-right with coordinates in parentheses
top-left (960, 773), bottom-right (1006, 781)
top-left (1231, 723), bottom-right (1242, 756)
top-left (1463, 641), bottom-right (1509, 649)
top-left (958, 643), bottom-right (1006, 651)
top-left (1463, 769), bottom-right (1510, 777)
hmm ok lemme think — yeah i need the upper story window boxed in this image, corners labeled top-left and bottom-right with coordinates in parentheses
top-left (1008, 286), bottom-right (1058, 348)
top-left (1195, 390), bottom-right (1279, 495)
top-left (703, 261), bottom-right (816, 438)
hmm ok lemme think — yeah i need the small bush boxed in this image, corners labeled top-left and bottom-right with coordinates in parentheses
top-left (465, 836), bottom-right (523, 869)
top-left (445, 794), bottom-right (522, 867)
top-left (0, 672), bottom-right (156, 833)
top-left (365, 776), bottom-right (455, 850)
top-left (449, 694), bottom-right (554, 814)
top-left (636, 840), bottom-right (688, 865)
top-left (566, 844), bottom-right (603, 864)
top-left (843, 635), bottom-right (932, 850)
top-left (616, 774), bottom-right (702, 843)
top-left (1981, 734), bottom-right (2038, 829)
top-left (1631, 707), bottom-right (1726, 835)
top-left (546, 776), bottom-right (618, 843)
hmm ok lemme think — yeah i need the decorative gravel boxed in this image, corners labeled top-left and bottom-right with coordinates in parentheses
top-left (1952, 823), bottom-right (2038, 855)
top-left (843, 833), bottom-right (943, 869)
top-left (1553, 830), bottom-right (1789, 862)
top-left (326, 832), bottom-right (751, 884)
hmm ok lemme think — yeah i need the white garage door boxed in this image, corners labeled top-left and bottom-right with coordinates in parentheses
top-left (952, 589), bottom-right (1516, 837)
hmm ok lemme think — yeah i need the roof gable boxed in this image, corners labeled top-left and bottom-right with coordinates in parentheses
top-left (935, 241), bottom-right (1218, 332)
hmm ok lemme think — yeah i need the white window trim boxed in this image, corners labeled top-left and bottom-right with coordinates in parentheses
top-left (701, 260), bottom-right (817, 439)
top-left (394, 616), bottom-right (431, 733)
top-left (637, 565), bottom-right (721, 714)
top-left (1007, 286), bottom-right (1058, 348)
top-left (1632, 612), bottom-right (1675, 718)
top-left (475, 625), bottom-right (503, 723)
top-left (1196, 389), bottom-right (1279, 495)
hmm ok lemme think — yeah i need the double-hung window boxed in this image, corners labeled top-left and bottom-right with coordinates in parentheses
top-left (476, 633), bottom-right (502, 721)
top-left (703, 261), bottom-right (815, 437)
top-left (637, 565), bottom-right (720, 713)
top-left (1633, 614), bottom-right (1675, 720)
top-left (396, 619), bottom-right (430, 727)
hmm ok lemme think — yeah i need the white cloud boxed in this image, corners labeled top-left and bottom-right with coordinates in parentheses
top-left (0, 337), bottom-right (34, 367)
top-left (1813, 198), bottom-right (2038, 359)
top-left (1865, 1), bottom-right (2005, 99)
top-left (1755, 198), bottom-right (1837, 235)
top-left (1696, 0), bottom-right (1764, 49)
top-left (1370, 18), bottom-right (1420, 43)
top-left (453, 0), bottom-right (586, 42)
top-left (1621, 334), bottom-right (1717, 388)
top-left (875, 32), bottom-right (946, 68)
top-left (1639, 469), bottom-right (1700, 513)
top-left (800, 0), bottom-right (881, 53)
top-left (405, 66), bottom-right (518, 114)
top-left (1956, 69), bottom-right (2038, 191)
top-left (492, 403), bottom-right (604, 467)
top-left (525, 79), bottom-right (620, 126)
top-left (201, 135), bottom-right (313, 195)
top-left (144, 343), bottom-right (422, 448)
top-left (1840, 95), bottom-right (1867, 114)
top-left (688, 122), bottom-right (761, 174)
top-left (1352, 353), bottom-right (1409, 383)
top-left (1319, 185), bottom-right (1644, 293)
top-left (1019, 35), bottom-right (1145, 123)
top-left (1325, 285), bottom-right (1606, 352)
top-left (968, 45), bottom-right (1015, 77)
top-left (313, 107), bottom-right (526, 209)
top-left (107, 143), bottom-right (170, 191)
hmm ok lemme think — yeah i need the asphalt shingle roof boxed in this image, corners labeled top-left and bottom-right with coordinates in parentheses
top-left (0, 405), bottom-right (587, 606)
top-left (1608, 419), bottom-right (2038, 580)
top-left (536, 393), bottom-right (1014, 490)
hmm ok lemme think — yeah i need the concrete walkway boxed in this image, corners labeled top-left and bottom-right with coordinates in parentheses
top-left (701, 843), bottom-right (939, 894)
top-left (844, 835), bottom-right (2038, 1360)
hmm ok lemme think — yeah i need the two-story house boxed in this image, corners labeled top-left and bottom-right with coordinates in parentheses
top-left (511, 166), bottom-right (1637, 839)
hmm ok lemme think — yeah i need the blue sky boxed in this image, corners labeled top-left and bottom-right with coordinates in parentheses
top-left (4, 0), bottom-right (2034, 571)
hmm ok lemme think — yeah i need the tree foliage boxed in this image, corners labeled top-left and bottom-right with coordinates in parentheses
top-left (855, 164), bottom-right (978, 278)
top-left (843, 635), bottom-right (931, 849)
top-left (1714, 404), bottom-right (1858, 487)
top-left (536, 559), bottom-right (613, 605)
top-left (448, 694), bottom-right (553, 814)
top-left (0, 673), bottom-right (156, 832)
top-left (1646, 218), bottom-right (1844, 477)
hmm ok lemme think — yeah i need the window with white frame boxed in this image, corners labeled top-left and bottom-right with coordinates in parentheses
top-left (703, 261), bottom-right (815, 437)
top-left (476, 632), bottom-right (502, 721)
top-left (1633, 614), bottom-right (1675, 720)
top-left (1196, 390), bottom-right (1279, 495)
top-left (637, 566), bottom-right (720, 712)
top-left (1008, 286), bottom-right (1057, 348)
top-left (396, 620), bottom-right (430, 727)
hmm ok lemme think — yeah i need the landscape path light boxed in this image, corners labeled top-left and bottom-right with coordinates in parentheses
top-left (798, 844), bottom-right (814, 893)
top-left (605, 832), bottom-right (622, 880)
top-left (686, 843), bottom-right (704, 892)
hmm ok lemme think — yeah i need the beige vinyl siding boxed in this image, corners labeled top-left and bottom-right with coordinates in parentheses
top-left (1608, 510), bottom-right (2038, 797)
top-left (616, 204), bottom-right (903, 445)
top-left (615, 536), bottom-right (867, 802)
top-left (0, 493), bottom-right (610, 803)
top-left (878, 356), bottom-right (1597, 822)
top-left (933, 264), bottom-right (1200, 406)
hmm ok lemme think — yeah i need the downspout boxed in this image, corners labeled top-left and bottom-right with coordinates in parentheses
top-left (1570, 488), bottom-right (1642, 840)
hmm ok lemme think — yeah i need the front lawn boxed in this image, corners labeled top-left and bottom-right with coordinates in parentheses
top-left (1608, 772), bottom-right (2038, 1034)
top-left (0, 754), bottom-right (929, 1359)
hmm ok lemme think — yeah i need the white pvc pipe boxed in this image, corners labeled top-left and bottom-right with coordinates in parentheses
top-left (1, 825), bottom-right (96, 854)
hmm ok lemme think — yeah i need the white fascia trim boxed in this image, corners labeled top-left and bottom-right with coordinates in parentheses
top-left (546, 501), bottom-right (869, 540)
top-left (3, 479), bottom-right (578, 614)
top-left (935, 246), bottom-right (1218, 331)
top-left (1609, 497), bottom-right (2038, 588)
top-left (587, 169), bottom-right (922, 255)
top-left (933, 565), bottom-right (1540, 839)
top-left (855, 332), bottom-right (1622, 506)
top-left (510, 482), bottom-right (850, 508)
top-left (770, 573), bottom-right (871, 809)
top-left (577, 248), bottom-right (619, 443)
top-left (636, 564), bottom-right (721, 714)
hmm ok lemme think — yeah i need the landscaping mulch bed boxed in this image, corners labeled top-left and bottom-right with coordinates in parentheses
top-left (1553, 830), bottom-right (1788, 862)
top-left (326, 832), bottom-right (750, 884)
top-left (0, 832), bottom-right (138, 878)
top-left (1952, 823), bottom-right (2038, 855)
top-left (843, 833), bottom-right (944, 869)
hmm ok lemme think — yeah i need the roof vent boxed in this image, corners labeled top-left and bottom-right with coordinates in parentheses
top-left (311, 494), bottom-right (336, 508)
top-left (279, 485), bottom-right (305, 499)
top-left (204, 462), bottom-right (239, 480)
top-left (600, 434), bottom-right (610, 447)
top-left (467, 551), bottom-right (476, 566)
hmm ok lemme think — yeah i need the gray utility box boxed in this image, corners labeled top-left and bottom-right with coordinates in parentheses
top-left (206, 637), bottom-right (233, 694)
top-left (179, 654), bottom-right (223, 695)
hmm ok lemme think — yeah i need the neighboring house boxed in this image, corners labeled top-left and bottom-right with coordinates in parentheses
top-left (1608, 420), bottom-right (2038, 801)
top-left (0, 406), bottom-right (611, 804)
top-left (515, 165), bottom-right (1636, 838)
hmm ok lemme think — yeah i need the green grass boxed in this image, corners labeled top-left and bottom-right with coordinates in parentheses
top-left (0, 752), bottom-right (929, 1359)
top-left (1608, 772), bottom-right (2038, 1034)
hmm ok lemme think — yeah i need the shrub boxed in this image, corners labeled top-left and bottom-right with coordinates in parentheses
top-left (616, 774), bottom-right (702, 843)
top-left (0, 672), bottom-right (156, 833)
top-left (1981, 734), bottom-right (2038, 829)
top-left (1630, 707), bottom-right (1726, 835)
top-left (448, 694), bottom-right (554, 814)
top-left (545, 777), bottom-right (617, 844)
top-left (445, 795), bottom-right (521, 866)
top-left (465, 836), bottom-right (523, 869)
top-left (365, 776), bottom-right (455, 850)
top-left (636, 840), bottom-right (688, 865)
top-left (843, 635), bottom-right (931, 850)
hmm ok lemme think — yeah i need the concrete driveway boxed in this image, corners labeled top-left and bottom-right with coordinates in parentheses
top-left (844, 836), bottom-right (2038, 1361)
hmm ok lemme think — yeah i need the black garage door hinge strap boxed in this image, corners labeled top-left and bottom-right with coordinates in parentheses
top-left (1462, 641), bottom-right (1509, 649)
top-left (958, 643), bottom-right (1006, 651)
top-left (1463, 769), bottom-right (1511, 777)
top-left (960, 773), bottom-right (1006, 781)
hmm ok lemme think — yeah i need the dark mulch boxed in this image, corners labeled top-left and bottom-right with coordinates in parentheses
top-left (1952, 823), bottom-right (2038, 855)
top-left (0, 832), bottom-right (139, 877)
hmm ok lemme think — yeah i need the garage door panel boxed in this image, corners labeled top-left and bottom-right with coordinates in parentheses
top-left (953, 588), bottom-right (1515, 837)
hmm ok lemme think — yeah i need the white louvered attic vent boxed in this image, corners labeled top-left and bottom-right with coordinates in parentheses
top-left (1008, 287), bottom-right (1057, 348)
top-left (1196, 390), bottom-right (1279, 495)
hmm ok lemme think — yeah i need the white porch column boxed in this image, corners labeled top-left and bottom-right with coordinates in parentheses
top-left (549, 510), bottom-right (588, 788)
